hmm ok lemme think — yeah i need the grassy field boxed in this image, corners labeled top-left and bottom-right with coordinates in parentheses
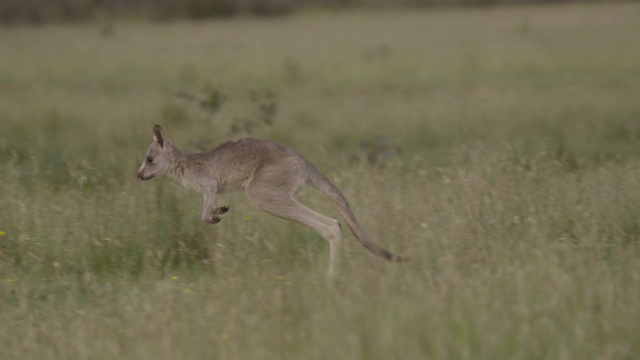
top-left (1, 2), bottom-right (640, 359)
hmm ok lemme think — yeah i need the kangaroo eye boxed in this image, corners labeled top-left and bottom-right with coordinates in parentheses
top-left (146, 157), bottom-right (153, 163)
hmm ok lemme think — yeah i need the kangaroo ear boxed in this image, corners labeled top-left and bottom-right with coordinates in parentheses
top-left (152, 125), bottom-right (165, 147)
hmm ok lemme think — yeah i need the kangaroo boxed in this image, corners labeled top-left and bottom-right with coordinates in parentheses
top-left (137, 125), bottom-right (406, 279)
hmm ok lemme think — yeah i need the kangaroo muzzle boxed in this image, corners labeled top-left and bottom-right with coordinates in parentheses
top-left (137, 166), bottom-right (152, 180)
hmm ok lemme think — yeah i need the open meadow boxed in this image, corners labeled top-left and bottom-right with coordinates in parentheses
top-left (1, 2), bottom-right (640, 358)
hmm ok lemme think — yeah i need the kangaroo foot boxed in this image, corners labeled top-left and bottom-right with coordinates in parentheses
top-left (212, 205), bottom-right (230, 215)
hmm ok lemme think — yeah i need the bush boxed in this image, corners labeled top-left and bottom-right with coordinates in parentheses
top-left (0, 0), bottom-right (296, 25)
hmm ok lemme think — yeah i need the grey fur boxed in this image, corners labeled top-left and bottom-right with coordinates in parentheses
top-left (137, 125), bottom-right (406, 279)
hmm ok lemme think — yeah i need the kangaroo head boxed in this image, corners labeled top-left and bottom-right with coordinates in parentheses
top-left (137, 125), bottom-right (174, 181)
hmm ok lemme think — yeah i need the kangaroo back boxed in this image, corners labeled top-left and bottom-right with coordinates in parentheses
top-left (306, 163), bottom-right (407, 262)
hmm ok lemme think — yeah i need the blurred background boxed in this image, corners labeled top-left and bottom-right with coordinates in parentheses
top-left (0, 0), bottom-right (629, 24)
top-left (1, 1), bottom-right (640, 359)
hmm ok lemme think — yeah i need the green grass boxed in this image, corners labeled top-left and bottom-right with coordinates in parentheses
top-left (1, 2), bottom-right (640, 359)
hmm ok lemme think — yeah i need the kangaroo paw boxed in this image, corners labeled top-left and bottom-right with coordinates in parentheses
top-left (217, 205), bottom-right (230, 214)
top-left (206, 206), bottom-right (229, 222)
top-left (205, 216), bottom-right (222, 224)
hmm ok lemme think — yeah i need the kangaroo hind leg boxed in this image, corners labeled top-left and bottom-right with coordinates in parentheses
top-left (246, 186), bottom-right (342, 280)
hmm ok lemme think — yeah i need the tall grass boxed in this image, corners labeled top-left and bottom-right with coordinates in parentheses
top-left (1, 2), bottom-right (639, 359)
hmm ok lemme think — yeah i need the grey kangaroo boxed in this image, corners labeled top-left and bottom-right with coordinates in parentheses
top-left (137, 125), bottom-right (406, 279)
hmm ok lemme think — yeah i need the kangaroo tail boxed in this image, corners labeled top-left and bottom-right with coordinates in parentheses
top-left (307, 163), bottom-right (408, 262)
